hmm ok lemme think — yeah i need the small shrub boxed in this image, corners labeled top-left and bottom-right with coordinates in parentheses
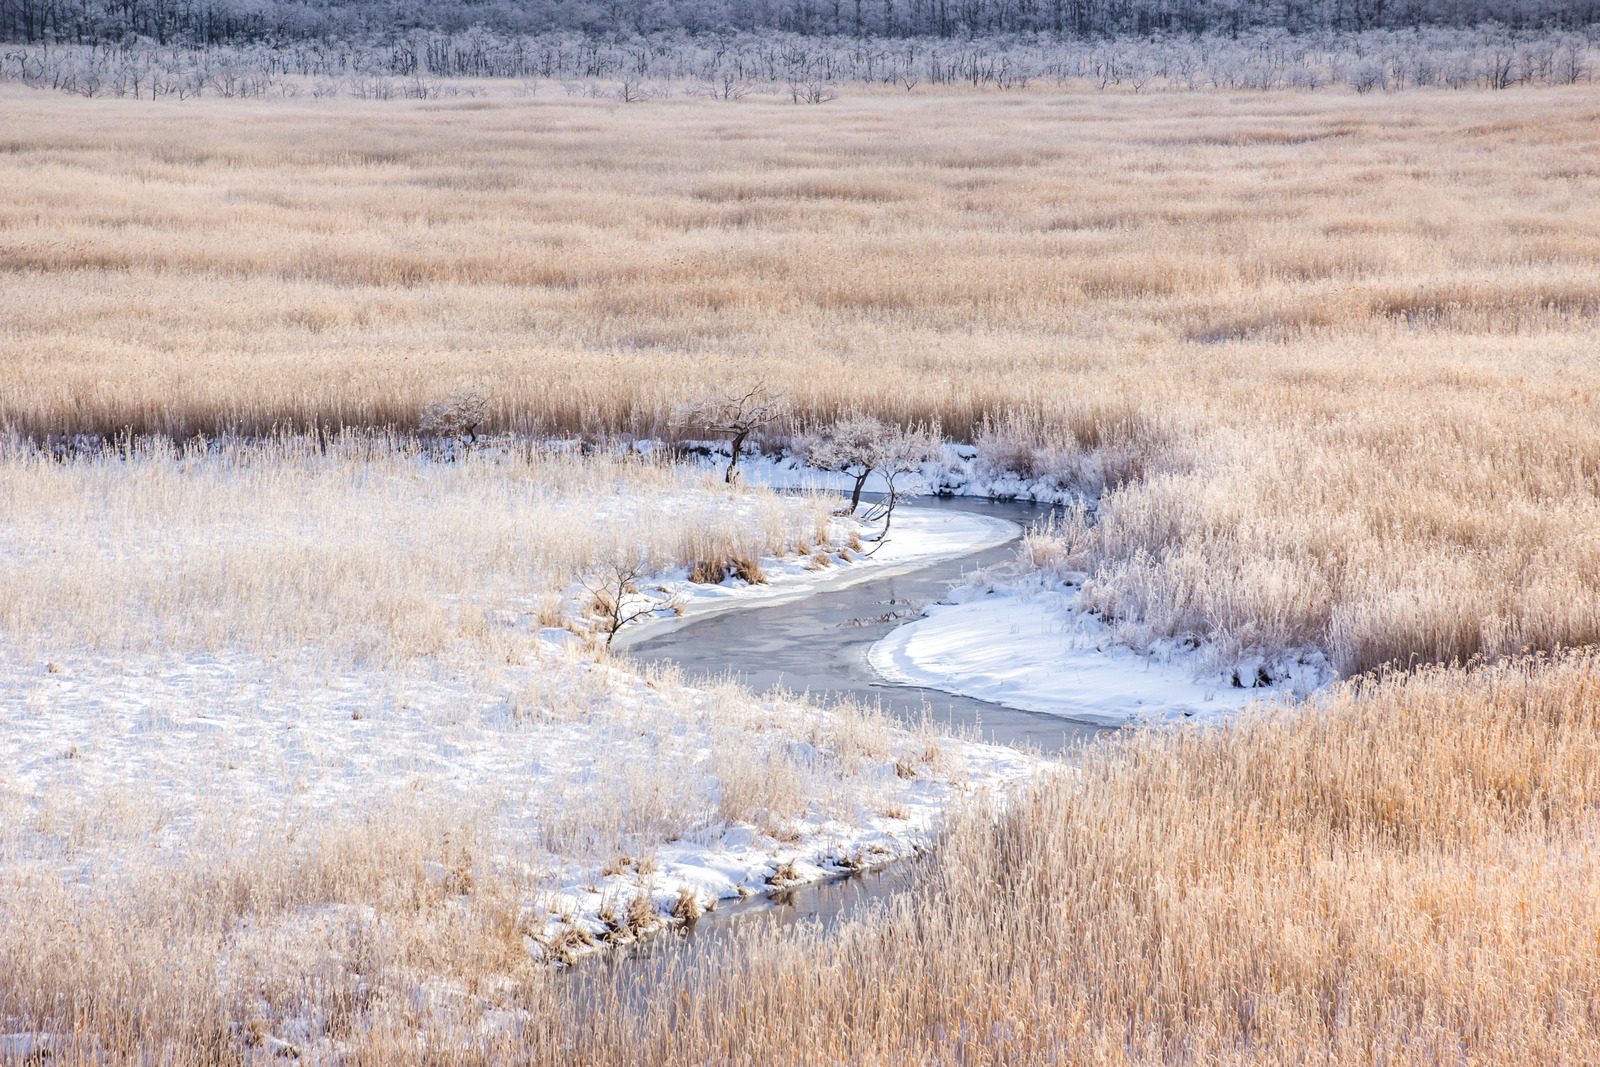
top-left (689, 559), bottom-right (728, 583)
top-left (671, 887), bottom-right (701, 924)
top-left (626, 890), bottom-right (658, 932)
top-left (418, 387), bottom-right (490, 446)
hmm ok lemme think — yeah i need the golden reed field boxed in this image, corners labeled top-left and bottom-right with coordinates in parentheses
top-left (4, 83), bottom-right (1600, 1063)
top-left (503, 653), bottom-right (1600, 1066)
top-left (2, 85), bottom-right (1598, 443)
top-left (5, 84), bottom-right (1600, 675)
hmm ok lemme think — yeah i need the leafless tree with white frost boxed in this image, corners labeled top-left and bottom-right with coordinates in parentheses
top-left (804, 414), bottom-right (939, 543)
top-left (676, 384), bottom-right (790, 484)
top-left (419, 387), bottom-right (490, 451)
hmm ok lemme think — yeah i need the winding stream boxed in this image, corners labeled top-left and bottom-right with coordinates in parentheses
top-left (583, 496), bottom-right (1115, 977)
top-left (627, 495), bottom-right (1113, 753)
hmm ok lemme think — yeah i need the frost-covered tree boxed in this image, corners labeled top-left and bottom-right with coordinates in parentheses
top-left (677, 383), bottom-right (789, 484)
top-left (419, 387), bottom-right (490, 450)
top-left (857, 420), bottom-right (938, 542)
top-left (805, 413), bottom-right (938, 538)
top-left (5, 0), bottom-right (1598, 45)
top-left (583, 550), bottom-right (674, 645)
top-left (801, 412), bottom-right (891, 514)
top-left (5, 29), bottom-right (1596, 98)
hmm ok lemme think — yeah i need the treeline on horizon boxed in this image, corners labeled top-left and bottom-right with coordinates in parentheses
top-left (4, 0), bottom-right (1598, 47)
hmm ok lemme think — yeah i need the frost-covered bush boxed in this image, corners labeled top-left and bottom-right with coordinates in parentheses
top-left (419, 387), bottom-right (490, 447)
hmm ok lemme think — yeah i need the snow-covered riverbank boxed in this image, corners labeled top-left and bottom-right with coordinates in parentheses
top-left (2, 629), bottom-right (1044, 963)
top-left (870, 577), bottom-right (1330, 725)
top-left (1, 483), bottom-right (1045, 1004)
top-left (691, 441), bottom-right (1095, 507)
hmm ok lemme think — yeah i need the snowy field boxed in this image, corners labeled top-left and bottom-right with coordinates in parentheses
top-left (0, 439), bottom-right (1047, 1025)
top-left (1, 631), bottom-right (1038, 949)
top-left (1, 434), bottom-right (1327, 1056)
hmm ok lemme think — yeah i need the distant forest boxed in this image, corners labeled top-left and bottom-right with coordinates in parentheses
top-left (4, 0), bottom-right (1598, 45)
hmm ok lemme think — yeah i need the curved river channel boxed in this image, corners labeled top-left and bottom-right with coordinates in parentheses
top-left (572, 496), bottom-right (1116, 988)
top-left (627, 495), bottom-right (1112, 752)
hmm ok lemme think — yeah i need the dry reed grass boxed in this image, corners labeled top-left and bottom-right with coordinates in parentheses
top-left (2, 86), bottom-right (1598, 442)
top-left (13, 653), bottom-right (1599, 1063)
top-left (532, 652), bottom-right (1600, 1065)
top-left (4, 85), bottom-right (1600, 674)
top-left (7, 82), bottom-right (1600, 1064)
top-left (0, 433), bottom-right (830, 661)
top-left (1023, 343), bottom-right (1600, 675)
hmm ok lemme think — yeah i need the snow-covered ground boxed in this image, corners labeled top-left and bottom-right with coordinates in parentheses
top-left (0, 492), bottom-right (1034, 940)
top-left (0, 439), bottom-right (1051, 1038)
top-left (0, 434), bottom-right (1332, 1056)
top-left (870, 578), bottom-right (1330, 725)
top-left (1, 633), bottom-right (1040, 956)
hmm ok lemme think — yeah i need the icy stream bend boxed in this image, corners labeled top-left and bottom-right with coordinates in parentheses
top-left (582, 497), bottom-right (1115, 982)
top-left (627, 495), bottom-right (1114, 752)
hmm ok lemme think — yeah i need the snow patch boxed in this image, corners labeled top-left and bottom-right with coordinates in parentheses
top-left (709, 444), bottom-right (1091, 506)
top-left (1, 631), bottom-right (1042, 965)
top-left (870, 581), bottom-right (1330, 725)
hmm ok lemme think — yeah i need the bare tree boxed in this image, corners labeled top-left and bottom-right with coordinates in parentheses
top-left (677, 384), bottom-right (790, 484)
top-left (615, 79), bottom-right (651, 102)
top-left (789, 77), bottom-right (838, 103)
top-left (804, 414), bottom-right (939, 540)
top-left (1555, 38), bottom-right (1592, 84)
top-left (705, 73), bottom-right (753, 99)
top-left (856, 421), bottom-right (938, 544)
top-left (583, 551), bottom-right (673, 645)
top-left (7, 32), bottom-right (1598, 103)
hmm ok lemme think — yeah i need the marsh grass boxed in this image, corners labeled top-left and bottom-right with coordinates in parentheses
top-left (537, 652), bottom-right (1600, 1065)
top-left (5, 86), bottom-right (1600, 675)
top-left (6, 82), bottom-right (1600, 1064)
top-left (0, 433), bottom-right (831, 661)
top-left (2, 88), bottom-right (1599, 443)
top-left (12, 654), bottom-right (1599, 1064)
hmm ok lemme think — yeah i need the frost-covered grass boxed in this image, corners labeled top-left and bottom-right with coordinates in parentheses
top-left (7, 81), bottom-right (1600, 1064)
top-left (4, 87), bottom-right (1600, 444)
top-left (0, 436), bottom-right (1046, 1059)
top-left (0, 637), bottom-right (1034, 1059)
top-left (15, 649), bottom-right (1595, 1063)
top-left (514, 652), bottom-right (1600, 1066)
top-left (6, 86), bottom-right (1600, 680)
top-left (0, 434), bottom-right (836, 661)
